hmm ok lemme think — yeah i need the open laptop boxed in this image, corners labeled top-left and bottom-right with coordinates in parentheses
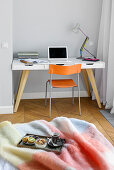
top-left (48, 46), bottom-right (69, 64)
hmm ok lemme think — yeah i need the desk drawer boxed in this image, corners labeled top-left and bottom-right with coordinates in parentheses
top-left (33, 64), bottom-right (45, 70)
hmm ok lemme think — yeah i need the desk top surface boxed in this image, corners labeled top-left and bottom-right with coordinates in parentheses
top-left (12, 58), bottom-right (105, 70)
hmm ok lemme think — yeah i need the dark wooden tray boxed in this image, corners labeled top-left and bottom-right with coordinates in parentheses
top-left (17, 134), bottom-right (64, 153)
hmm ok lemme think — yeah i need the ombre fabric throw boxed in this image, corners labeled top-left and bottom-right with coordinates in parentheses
top-left (0, 117), bottom-right (114, 170)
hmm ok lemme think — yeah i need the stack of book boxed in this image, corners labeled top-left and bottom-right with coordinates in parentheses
top-left (17, 52), bottom-right (39, 59)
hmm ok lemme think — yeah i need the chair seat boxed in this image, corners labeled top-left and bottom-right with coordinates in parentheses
top-left (48, 79), bottom-right (77, 88)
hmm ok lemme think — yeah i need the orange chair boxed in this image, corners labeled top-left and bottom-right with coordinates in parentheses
top-left (45, 64), bottom-right (81, 117)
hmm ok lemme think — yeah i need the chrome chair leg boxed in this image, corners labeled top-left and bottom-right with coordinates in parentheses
top-left (49, 86), bottom-right (52, 118)
top-left (45, 81), bottom-right (48, 106)
top-left (72, 87), bottom-right (74, 104)
top-left (78, 74), bottom-right (81, 115)
top-left (49, 74), bottom-right (52, 118)
top-left (78, 87), bottom-right (81, 115)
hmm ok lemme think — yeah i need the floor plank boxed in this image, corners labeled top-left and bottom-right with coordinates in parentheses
top-left (0, 97), bottom-right (114, 145)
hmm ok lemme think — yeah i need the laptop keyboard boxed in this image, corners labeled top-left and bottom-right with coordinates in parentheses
top-left (49, 60), bottom-right (73, 64)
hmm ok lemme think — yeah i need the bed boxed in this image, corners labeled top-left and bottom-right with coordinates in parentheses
top-left (0, 117), bottom-right (114, 170)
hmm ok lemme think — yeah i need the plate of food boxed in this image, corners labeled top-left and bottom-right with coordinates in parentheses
top-left (22, 136), bottom-right (36, 146)
top-left (35, 138), bottom-right (47, 148)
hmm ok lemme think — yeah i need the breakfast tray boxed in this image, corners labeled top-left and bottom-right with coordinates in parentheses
top-left (17, 134), bottom-right (64, 153)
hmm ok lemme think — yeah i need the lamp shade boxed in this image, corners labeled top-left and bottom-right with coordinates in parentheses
top-left (73, 23), bottom-right (80, 33)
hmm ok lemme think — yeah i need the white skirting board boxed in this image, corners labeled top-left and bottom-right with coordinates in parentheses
top-left (22, 91), bottom-right (88, 99)
top-left (0, 91), bottom-right (88, 114)
top-left (0, 105), bottom-right (13, 114)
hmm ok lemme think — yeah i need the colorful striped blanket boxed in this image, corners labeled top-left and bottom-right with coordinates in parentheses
top-left (0, 117), bottom-right (114, 170)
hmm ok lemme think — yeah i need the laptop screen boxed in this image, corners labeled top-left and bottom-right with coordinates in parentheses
top-left (48, 47), bottom-right (68, 59)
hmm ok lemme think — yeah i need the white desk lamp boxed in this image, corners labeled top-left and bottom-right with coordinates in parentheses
top-left (73, 23), bottom-right (97, 60)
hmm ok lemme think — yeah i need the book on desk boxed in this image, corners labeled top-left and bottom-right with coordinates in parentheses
top-left (17, 52), bottom-right (39, 59)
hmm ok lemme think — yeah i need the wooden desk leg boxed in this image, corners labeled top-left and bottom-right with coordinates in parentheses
top-left (14, 70), bottom-right (29, 112)
top-left (86, 69), bottom-right (102, 108)
top-left (82, 69), bottom-right (91, 97)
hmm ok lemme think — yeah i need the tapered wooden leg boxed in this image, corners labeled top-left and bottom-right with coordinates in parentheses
top-left (86, 69), bottom-right (102, 108)
top-left (82, 69), bottom-right (91, 97)
top-left (14, 70), bottom-right (29, 112)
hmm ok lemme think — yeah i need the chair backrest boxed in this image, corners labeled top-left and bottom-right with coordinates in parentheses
top-left (49, 64), bottom-right (81, 75)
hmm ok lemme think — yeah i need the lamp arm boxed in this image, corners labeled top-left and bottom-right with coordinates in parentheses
top-left (84, 48), bottom-right (96, 58)
top-left (80, 37), bottom-right (89, 57)
top-left (80, 36), bottom-right (96, 58)
top-left (79, 28), bottom-right (88, 37)
top-left (80, 37), bottom-right (89, 51)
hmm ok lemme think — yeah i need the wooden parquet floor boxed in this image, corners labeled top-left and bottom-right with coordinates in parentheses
top-left (0, 97), bottom-right (114, 145)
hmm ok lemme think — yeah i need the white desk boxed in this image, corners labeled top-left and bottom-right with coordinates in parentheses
top-left (12, 58), bottom-right (105, 112)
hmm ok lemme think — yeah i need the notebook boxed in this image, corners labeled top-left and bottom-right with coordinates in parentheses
top-left (48, 46), bottom-right (68, 61)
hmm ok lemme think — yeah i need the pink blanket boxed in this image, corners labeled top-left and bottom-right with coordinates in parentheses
top-left (0, 117), bottom-right (114, 170)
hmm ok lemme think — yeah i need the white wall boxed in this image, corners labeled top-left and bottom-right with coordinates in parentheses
top-left (0, 0), bottom-right (13, 113)
top-left (13, 0), bottom-right (102, 98)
